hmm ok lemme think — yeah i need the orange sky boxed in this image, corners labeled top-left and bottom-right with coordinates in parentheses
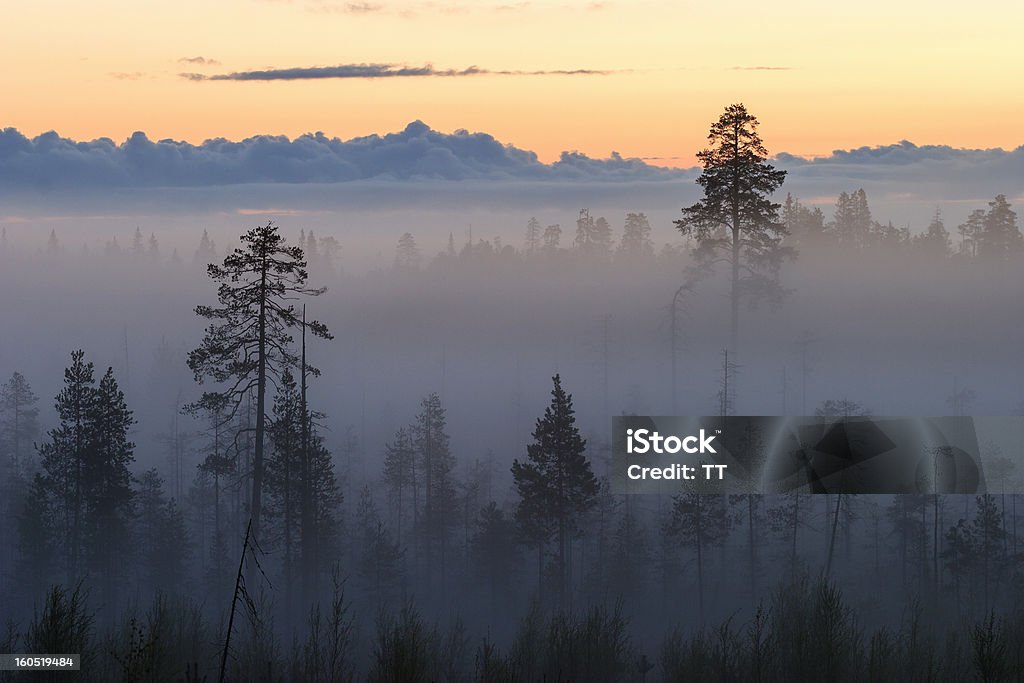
top-left (3, 0), bottom-right (1023, 166)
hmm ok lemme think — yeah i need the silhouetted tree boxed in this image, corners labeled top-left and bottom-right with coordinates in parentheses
top-left (978, 194), bottom-right (1021, 260)
top-left (84, 367), bottom-right (136, 612)
top-left (617, 212), bottom-right (654, 260)
top-left (524, 217), bottom-right (542, 254)
top-left (195, 228), bottom-right (217, 266)
top-left (38, 350), bottom-right (95, 582)
top-left (395, 232), bottom-right (422, 271)
top-left (412, 392), bottom-right (457, 590)
top-left (542, 224), bottom-right (562, 252)
top-left (675, 103), bottom-right (791, 353)
top-left (512, 374), bottom-right (599, 606)
top-left (382, 426), bottom-right (416, 547)
top-left (915, 209), bottom-right (952, 257)
top-left (574, 209), bottom-right (612, 259)
top-left (833, 189), bottom-right (872, 249)
top-left (958, 209), bottom-right (986, 257)
top-left (781, 193), bottom-right (827, 248)
top-left (186, 222), bottom-right (331, 549)
top-left (0, 371), bottom-right (40, 555)
top-left (267, 368), bottom-right (303, 600)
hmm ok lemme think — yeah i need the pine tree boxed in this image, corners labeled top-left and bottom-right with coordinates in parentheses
top-left (970, 494), bottom-right (1007, 613)
top-left (267, 368), bottom-right (303, 599)
top-left (382, 426), bottom-right (416, 546)
top-left (617, 212), bottom-right (654, 260)
top-left (46, 229), bottom-right (60, 255)
top-left (0, 371), bottom-right (40, 557)
top-left (305, 422), bottom-right (343, 591)
top-left (979, 194), bottom-right (1022, 260)
top-left (958, 209), bottom-right (986, 257)
top-left (132, 227), bottom-right (145, 256)
top-left (83, 367), bottom-right (136, 611)
top-left (186, 222), bottom-right (332, 549)
top-left (574, 209), bottom-right (613, 259)
top-left (675, 103), bottom-right (791, 354)
top-left (38, 350), bottom-right (96, 582)
top-left (412, 392), bottom-right (457, 588)
top-left (524, 217), bottom-right (542, 254)
top-left (394, 232), bottom-right (421, 271)
top-left (511, 374), bottom-right (599, 606)
top-left (915, 209), bottom-right (951, 257)
top-left (782, 194), bottom-right (827, 248)
top-left (195, 229), bottom-right (217, 266)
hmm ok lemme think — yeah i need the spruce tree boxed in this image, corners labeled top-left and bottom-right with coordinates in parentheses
top-left (511, 374), bottom-right (599, 606)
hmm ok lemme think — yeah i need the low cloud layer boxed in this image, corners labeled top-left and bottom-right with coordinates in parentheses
top-left (0, 121), bottom-right (681, 189)
top-left (181, 63), bottom-right (615, 81)
top-left (776, 140), bottom-right (1024, 205)
top-left (1, 126), bottom-right (1022, 225)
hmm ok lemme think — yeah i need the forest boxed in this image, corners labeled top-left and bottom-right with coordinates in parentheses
top-left (1, 105), bottom-right (1024, 682)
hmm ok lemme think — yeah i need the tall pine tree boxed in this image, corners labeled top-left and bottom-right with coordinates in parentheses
top-left (187, 222), bottom-right (332, 549)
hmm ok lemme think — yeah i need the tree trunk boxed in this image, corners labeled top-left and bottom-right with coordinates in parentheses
top-left (300, 307), bottom-right (314, 604)
top-left (251, 260), bottom-right (268, 558)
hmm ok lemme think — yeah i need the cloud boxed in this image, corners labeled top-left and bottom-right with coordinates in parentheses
top-left (0, 121), bottom-right (683, 191)
top-left (731, 66), bottom-right (792, 71)
top-left (774, 140), bottom-right (1024, 210)
top-left (178, 56), bottom-right (220, 66)
top-left (182, 63), bottom-right (615, 81)
top-left (108, 72), bottom-right (146, 80)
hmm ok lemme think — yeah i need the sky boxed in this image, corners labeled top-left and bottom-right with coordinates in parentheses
top-left (4, 0), bottom-right (1024, 166)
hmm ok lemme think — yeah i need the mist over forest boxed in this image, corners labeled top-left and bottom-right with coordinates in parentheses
top-left (2, 115), bottom-right (1024, 681)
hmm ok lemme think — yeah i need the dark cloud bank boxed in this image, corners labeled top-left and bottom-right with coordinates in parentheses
top-left (0, 121), bottom-right (679, 189)
top-left (1, 124), bottom-right (1022, 222)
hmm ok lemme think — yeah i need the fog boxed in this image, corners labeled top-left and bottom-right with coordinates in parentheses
top-left (2, 139), bottom-right (1024, 680)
